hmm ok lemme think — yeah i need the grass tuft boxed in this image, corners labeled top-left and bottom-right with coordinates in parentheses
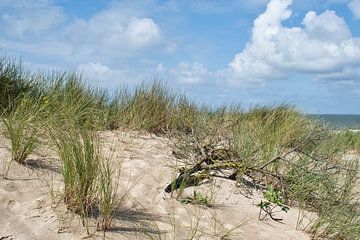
top-left (50, 125), bottom-right (100, 233)
top-left (1, 96), bottom-right (48, 178)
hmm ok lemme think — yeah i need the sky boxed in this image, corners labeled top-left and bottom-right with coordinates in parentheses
top-left (1, 0), bottom-right (360, 114)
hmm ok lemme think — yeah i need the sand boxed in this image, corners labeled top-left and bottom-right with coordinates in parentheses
top-left (0, 129), bottom-right (313, 240)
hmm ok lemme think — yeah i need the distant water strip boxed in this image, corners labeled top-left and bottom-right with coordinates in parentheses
top-left (308, 114), bottom-right (360, 129)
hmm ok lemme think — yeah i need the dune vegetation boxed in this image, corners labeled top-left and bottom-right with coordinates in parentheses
top-left (0, 56), bottom-right (359, 239)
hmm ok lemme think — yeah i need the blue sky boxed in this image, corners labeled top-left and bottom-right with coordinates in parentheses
top-left (1, 0), bottom-right (360, 114)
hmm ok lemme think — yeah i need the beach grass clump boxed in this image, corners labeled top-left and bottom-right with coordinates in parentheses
top-left (167, 96), bottom-right (200, 134)
top-left (230, 107), bottom-right (359, 239)
top-left (1, 96), bottom-right (49, 178)
top-left (304, 160), bottom-right (360, 239)
top-left (115, 82), bottom-right (176, 133)
top-left (41, 72), bottom-right (110, 129)
top-left (310, 196), bottom-right (360, 239)
top-left (109, 81), bottom-right (202, 134)
top-left (50, 124), bottom-right (119, 233)
top-left (238, 105), bottom-right (322, 156)
top-left (0, 57), bottom-right (39, 114)
top-left (228, 105), bottom-right (327, 185)
top-left (50, 126), bottom-right (100, 219)
top-left (284, 146), bottom-right (358, 204)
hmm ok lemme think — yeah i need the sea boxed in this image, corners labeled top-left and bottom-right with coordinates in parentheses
top-left (308, 114), bottom-right (360, 130)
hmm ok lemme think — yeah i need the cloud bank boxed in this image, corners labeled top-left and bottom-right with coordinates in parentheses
top-left (0, 0), bottom-right (165, 65)
top-left (227, 0), bottom-right (360, 85)
top-left (1, 0), bottom-right (360, 89)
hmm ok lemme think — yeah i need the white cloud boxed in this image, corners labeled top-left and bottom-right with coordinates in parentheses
top-left (177, 62), bottom-right (208, 84)
top-left (303, 10), bottom-right (351, 43)
top-left (77, 62), bottom-right (112, 76)
top-left (76, 62), bottom-right (141, 86)
top-left (66, 9), bottom-right (162, 51)
top-left (227, 0), bottom-right (360, 85)
top-left (348, 0), bottom-right (360, 19)
top-left (316, 66), bottom-right (360, 81)
top-left (0, 0), bottom-right (65, 38)
top-left (156, 62), bottom-right (210, 84)
top-left (126, 17), bottom-right (161, 47)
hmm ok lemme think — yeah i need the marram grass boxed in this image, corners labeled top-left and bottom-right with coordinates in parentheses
top-left (1, 95), bottom-right (49, 178)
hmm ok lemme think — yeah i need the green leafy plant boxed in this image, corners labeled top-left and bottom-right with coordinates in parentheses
top-left (258, 186), bottom-right (289, 221)
top-left (179, 191), bottom-right (209, 206)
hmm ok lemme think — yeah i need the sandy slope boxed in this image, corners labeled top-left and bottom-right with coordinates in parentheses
top-left (0, 129), bottom-right (312, 240)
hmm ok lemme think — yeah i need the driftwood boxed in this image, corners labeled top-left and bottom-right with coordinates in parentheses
top-left (164, 158), bottom-right (209, 193)
top-left (164, 147), bottom-right (296, 193)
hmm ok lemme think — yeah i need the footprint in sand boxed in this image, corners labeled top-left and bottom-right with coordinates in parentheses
top-left (3, 182), bottom-right (17, 192)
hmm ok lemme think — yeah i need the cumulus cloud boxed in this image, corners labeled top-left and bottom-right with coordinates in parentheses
top-left (227, 0), bottom-right (360, 84)
top-left (348, 0), bottom-right (360, 19)
top-left (126, 17), bottom-right (161, 47)
top-left (66, 9), bottom-right (162, 51)
top-left (303, 10), bottom-right (351, 42)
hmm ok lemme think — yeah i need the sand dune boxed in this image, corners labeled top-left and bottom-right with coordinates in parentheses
top-left (0, 130), bottom-right (312, 239)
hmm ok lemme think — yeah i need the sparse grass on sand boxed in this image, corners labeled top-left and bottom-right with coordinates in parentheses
top-left (1, 57), bottom-right (359, 239)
